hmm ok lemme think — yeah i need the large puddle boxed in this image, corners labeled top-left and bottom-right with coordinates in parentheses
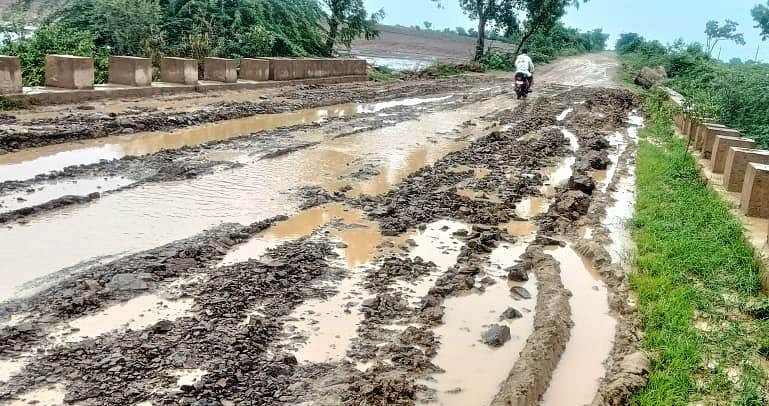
top-left (541, 245), bottom-right (615, 406)
top-left (427, 241), bottom-right (536, 405)
top-left (0, 96), bottom-right (451, 183)
top-left (0, 95), bottom-right (507, 302)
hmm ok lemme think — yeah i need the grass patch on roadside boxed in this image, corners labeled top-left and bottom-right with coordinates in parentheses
top-left (631, 89), bottom-right (769, 405)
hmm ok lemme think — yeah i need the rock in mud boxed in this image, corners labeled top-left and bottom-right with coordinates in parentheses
top-left (634, 66), bottom-right (667, 89)
top-left (555, 190), bottom-right (591, 219)
top-left (568, 174), bottom-right (596, 195)
top-left (151, 319), bottom-right (173, 334)
top-left (510, 286), bottom-right (532, 300)
top-left (506, 264), bottom-right (529, 282)
top-left (533, 235), bottom-right (566, 247)
top-left (500, 307), bottom-right (523, 320)
top-left (585, 150), bottom-right (611, 170)
top-left (482, 324), bottom-right (511, 347)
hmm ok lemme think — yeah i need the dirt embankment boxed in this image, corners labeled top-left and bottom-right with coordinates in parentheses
top-left (0, 83), bottom-right (648, 405)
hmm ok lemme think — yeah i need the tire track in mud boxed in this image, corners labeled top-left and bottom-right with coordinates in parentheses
top-left (0, 83), bottom-right (647, 405)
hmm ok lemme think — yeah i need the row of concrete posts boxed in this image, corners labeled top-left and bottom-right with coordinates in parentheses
top-left (0, 54), bottom-right (367, 94)
top-left (674, 114), bottom-right (769, 233)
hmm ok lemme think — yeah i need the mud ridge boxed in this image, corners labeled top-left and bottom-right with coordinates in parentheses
top-left (490, 246), bottom-right (572, 406)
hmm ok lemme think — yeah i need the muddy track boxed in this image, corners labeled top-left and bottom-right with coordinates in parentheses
top-left (0, 55), bottom-right (648, 406)
top-left (0, 75), bottom-right (504, 153)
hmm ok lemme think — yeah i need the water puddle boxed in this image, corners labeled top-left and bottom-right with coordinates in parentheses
top-left (0, 357), bottom-right (28, 383)
top-left (603, 114), bottom-right (643, 263)
top-left (541, 245), bottom-right (615, 406)
top-left (221, 203), bottom-right (380, 268)
top-left (426, 241), bottom-right (537, 405)
top-left (0, 94), bottom-right (506, 302)
top-left (0, 177), bottom-right (132, 214)
top-left (52, 294), bottom-right (193, 343)
top-left (395, 220), bottom-right (469, 303)
top-left (169, 368), bottom-right (207, 389)
top-left (0, 96), bottom-right (452, 183)
top-left (556, 107), bottom-right (574, 122)
top-left (0, 384), bottom-right (65, 406)
top-left (542, 129), bottom-right (579, 198)
top-left (284, 244), bottom-right (369, 363)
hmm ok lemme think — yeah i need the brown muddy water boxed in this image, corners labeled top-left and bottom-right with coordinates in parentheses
top-left (541, 245), bottom-right (615, 406)
top-left (427, 241), bottom-right (537, 406)
top-left (0, 94), bottom-right (507, 301)
top-left (0, 96), bottom-right (451, 183)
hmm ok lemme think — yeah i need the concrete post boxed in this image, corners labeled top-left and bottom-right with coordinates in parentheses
top-left (702, 126), bottom-right (741, 157)
top-left (108, 56), bottom-right (152, 87)
top-left (239, 58), bottom-right (269, 81)
top-left (0, 56), bottom-right (22, 94)
top-left (741, 163), bottom-right (769, 218)
top-left (723, 148), bottom-right (769, 192)
top-left (694, 122), bottom-right (725, 150)
top-left (45, 55), bottom-right (94, 90)
top-left (160, 57), bottom-right (197, 85)
top-left (710, 135), bottom-right (756, 174)
top-left (203, 57), bottom-right (237, 83)
top-left (266, 58), bottom-right (301, 81)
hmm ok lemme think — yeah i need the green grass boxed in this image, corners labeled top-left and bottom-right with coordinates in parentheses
top-left (630, 90), bottom-right (769, 405)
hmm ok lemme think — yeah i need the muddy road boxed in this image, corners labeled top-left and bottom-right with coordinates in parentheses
top-left (0, 53), bottom-right (648, 406)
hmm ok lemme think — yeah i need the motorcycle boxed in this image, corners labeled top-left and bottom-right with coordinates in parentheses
top-left (514, 72), bottom-right (531, 99)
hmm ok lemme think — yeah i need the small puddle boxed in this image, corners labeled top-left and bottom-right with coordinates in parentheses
top-left (541, 245), bottom-right (615, 406)
top-left (542, 129), bottom-right (579, 198)
top-left (169, 368), bottom-right (207, 389)
top-left (395, 220), bottom-right (469, 303)
top-left (0, 357), bottom-right (29, 383)
top-left (0, 177), bottom-right (132, 214)
top-left (1, 384), bottom-right (66, 406)
top-left (221, 203), bottom-right (380, 268)
top-left (0, 96), bottom-right (452, 183)
top-left (53, 294), bottom-right (193, 343)
top-left (284, 245), bottom-right (369, 364)
top-left (556, 107), bottom-right (574, 122)
top-left (426, 241), bottom-right (537, 405)
top-left (603, 114), bottom-right (643, 263)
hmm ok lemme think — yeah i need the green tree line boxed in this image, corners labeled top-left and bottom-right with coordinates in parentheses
top-left (617, 5), bottom-right (769, 151)
top-left (0, 0), bottom-right (383, 85)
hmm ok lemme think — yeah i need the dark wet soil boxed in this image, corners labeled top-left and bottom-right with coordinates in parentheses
top-left (0, 82), bottom-right (646, 406)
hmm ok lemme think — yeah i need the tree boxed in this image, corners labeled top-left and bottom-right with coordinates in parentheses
top-left (455, 26), bottom-right (467, 36)
top-left (754, 1), bottom-right (769, 40)
top-left (424, 21), bottom-right (433, 30)
top-left (729, 57), bottom-right (743, 64)
top-left (704, 19), bottom-right (746, 56)
top-left (458, 0), bottom-right (519, 60)
top-left (615, 32), bottom-right (644, 54)
top-left (322, 0), bottom-right (384, 56)
top-left (513, 0), bottom-right (585, 55)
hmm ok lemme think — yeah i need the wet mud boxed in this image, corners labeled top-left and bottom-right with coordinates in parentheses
top-left (1, 56), bottom-right (648, 406)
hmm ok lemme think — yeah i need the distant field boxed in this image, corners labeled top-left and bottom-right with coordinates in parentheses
top-left (348, 25), bottom-right (516, 64)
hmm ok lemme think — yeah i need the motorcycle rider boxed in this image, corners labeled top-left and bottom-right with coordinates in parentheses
top-left (515, 49), bottom-right (535, 90)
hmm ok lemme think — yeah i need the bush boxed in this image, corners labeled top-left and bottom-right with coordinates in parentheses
top-left (0, 24), bottom-right (106, 86)
top-left (618, 34), bottom-right (769, 148)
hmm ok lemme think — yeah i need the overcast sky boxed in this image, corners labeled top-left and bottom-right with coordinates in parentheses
top-left (363, 0), bottom-right (769, 61)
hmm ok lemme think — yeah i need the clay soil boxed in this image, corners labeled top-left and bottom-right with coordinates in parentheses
top-left (0, 54), bottom-right (648, 406)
